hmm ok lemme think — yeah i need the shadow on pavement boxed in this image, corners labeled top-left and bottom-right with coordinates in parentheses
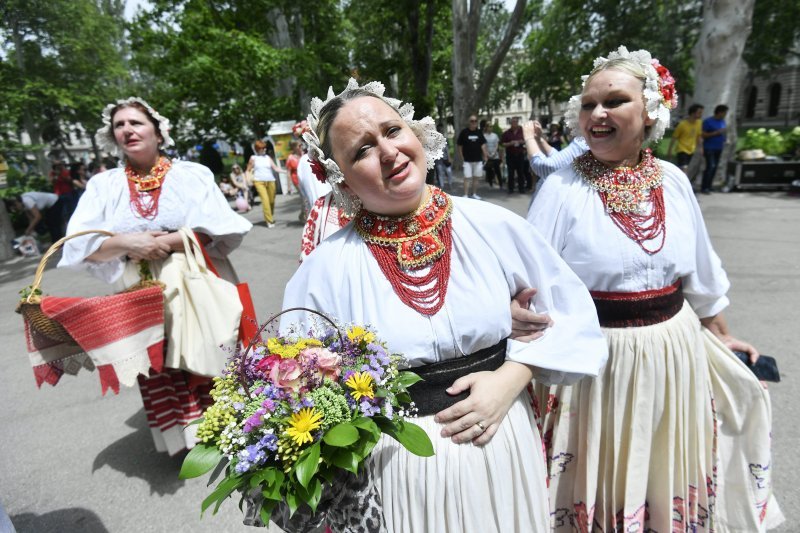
top-left (91, 409), bottom-right (187, 496)
top-left (11, 507), bottom-right (108, 533)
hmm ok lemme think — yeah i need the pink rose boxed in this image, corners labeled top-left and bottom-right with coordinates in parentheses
top-left (255, 354), bottom-right (281, 375)
top-left (299, 347), bottom-right (341, 380)
top-left (269, 358), bottom-right (303, 390)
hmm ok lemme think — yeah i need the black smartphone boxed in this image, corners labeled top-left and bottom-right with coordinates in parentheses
top-left (732, 351), bottom-right (780, 382)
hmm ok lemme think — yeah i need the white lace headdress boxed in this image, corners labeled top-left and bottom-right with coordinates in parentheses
top-left (303, 78), bottom-right (446, 216)
top-left (565, 46), bottom-right (678, 143)
top-left (95, 97), bottom-right (175, 157)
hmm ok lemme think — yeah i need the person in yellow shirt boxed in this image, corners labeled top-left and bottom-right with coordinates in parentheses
top-left (667, 103), bottom-right (704, 176)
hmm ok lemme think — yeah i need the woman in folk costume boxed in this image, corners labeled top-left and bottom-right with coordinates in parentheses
top-left (58, 97), bottom-right (252, 455)
top-left (526, 47), bottom-right (782, 531)
top-left (280, 79), bottom-right (608, 532)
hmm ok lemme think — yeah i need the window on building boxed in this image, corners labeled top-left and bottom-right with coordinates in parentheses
top-left (768, 83), bottom-right (781, 117)
top-left (506, 117), bottom-right (511, 125)
top-left (745, 86), bottom-right (757, 119)
top-left (517, 98), bottom-right (522, 110)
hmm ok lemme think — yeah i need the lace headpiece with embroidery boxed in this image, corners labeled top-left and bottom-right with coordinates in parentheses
top-left (303, 79), bottom-right (446, 216)
top-left (95, 97), bottom-right (175, 157)
top-left (565, 46), bottom-right (678, 143)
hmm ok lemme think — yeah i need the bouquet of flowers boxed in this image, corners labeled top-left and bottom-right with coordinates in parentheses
top-left (179, 309), bottom-right (433, 526)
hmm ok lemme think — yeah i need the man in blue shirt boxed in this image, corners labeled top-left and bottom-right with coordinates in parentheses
top-left (701, 104), bottom-right (729, 194)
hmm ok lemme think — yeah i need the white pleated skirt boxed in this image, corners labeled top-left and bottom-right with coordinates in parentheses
top-left (370, 393), bottom-right (550, 532)
top-left (533, 302), bottom-right (782, 532)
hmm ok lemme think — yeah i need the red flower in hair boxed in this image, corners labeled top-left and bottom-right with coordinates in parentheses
top-left (309, 158), bottom-right (328, 183)
top-left (651, 59), bottom-right (678, 109)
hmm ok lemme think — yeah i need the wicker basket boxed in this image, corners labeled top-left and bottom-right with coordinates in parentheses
top-left (16, 230), bottom-right (164, 343)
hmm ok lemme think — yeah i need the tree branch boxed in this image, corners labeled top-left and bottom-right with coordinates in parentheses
top-left (475, 0), bottom-right (528, 110)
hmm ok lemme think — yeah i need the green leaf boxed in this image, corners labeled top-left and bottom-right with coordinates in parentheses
top-left (201, 476), bottom-right (241, 516)
top-left (322, 423), bottom-right (360, 447)
top-left (261, 469), bottom-right (285, 501)
top-left (180, 443), bottom-right (223, 479)
top-left (185, 417), bottom-right (205, 426)
top-left (385, 420), bottom-right (435, 457)
top-left (285, 490), bottom-right (299, 517)
top-left (396, 371), bottom-right (423, 389)
top-left (296, 477), bottom-right (323, 512)
top-left (207, 457), bottom-right (230, 487)
top-left (260, 500), bottom-right (277, 525)
top-left (351, 417), bottom-right (381, 439)
top-left (331, 449), bottom-right (359, 473)
top-left (295, 442), bottom-right (321, 488)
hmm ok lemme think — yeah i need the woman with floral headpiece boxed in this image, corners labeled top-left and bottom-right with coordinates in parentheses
top-left (527, 47), bottom-right (781, 531)
top-left (58, 97), bottom-right (252, 455)
top-left (279, 79), bottom-right (608, 532)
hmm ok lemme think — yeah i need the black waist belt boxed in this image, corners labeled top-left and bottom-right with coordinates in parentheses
top-left (408, 339), bottom-right (507, 417)
top-left (591, 280), bottom-right (684, 328)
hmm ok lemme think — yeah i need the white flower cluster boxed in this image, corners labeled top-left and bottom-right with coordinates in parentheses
top-left (303, 78), bottom-right (446, 216)
top-left (565, 46), bottom-right (672, 143)
top-left (95, 97), bottom-right (174, 157)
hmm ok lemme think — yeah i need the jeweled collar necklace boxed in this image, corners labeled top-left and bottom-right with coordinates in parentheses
top-left (574, 149), bottom-right (666, 255)
top-left (354, 186), bottom-right (453, 315)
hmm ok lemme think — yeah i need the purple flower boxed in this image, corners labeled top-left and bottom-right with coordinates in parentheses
top-left (243, 408), bottom-right (266, 433)
top-left (359, 399), bottom-right (380, 417)
top-left (259, 433), bottom-right (278, 452)
top-left (261, 398), bottom-right (276, 412)
top-left (233, 402), bottom-right (244, 411)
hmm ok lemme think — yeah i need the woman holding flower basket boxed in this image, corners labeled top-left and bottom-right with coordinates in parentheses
top-left (527, 47), bottom-right (781, 531)
top-left (274, 80), bottom-right (609, 532)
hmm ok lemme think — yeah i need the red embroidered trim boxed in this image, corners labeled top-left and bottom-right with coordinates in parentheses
top-left (355, 186), bottom-right (453, 315)
top-left (590, 279), bottom-right (681, 300)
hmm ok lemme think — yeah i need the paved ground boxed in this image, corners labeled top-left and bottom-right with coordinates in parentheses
top-left (0, 181), bottom-right (797, 532)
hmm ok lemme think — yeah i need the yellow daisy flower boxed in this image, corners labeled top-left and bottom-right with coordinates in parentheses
top-left (345, 371), bottom-right (375, 401)
top-left (347, 326), bottom-right (376, 344)
top-left (285, 408), bottom-right (323, 446)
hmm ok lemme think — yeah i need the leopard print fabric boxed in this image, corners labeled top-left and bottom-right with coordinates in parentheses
top-left (242, 466), bottom-right (386, 533)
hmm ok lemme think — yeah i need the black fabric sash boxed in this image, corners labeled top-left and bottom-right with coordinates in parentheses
top-left (591, 280), bottom-right (684, 328)
top-left (408, 339), bottom-right (506, 417)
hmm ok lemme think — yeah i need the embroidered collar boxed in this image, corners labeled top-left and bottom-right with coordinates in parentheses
top-left (125, 156), bottom-right (172, 192)
top-left (574, 149), bottom-right (662, 214)
top-left (354, 186), bottom-right (452, 269)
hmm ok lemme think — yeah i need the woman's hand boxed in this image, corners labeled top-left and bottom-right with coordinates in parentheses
top-left (434, 361), bottom-right (534, 446)
top-left (701, 313), bottom-right (760, 363)
top-left (121, 231), bottom-right (172, 261)
top-left (510, 287), bottom-right (554, 342)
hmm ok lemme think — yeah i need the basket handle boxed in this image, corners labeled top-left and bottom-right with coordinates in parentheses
top-left (238, 307), bottom-right (344, 398)
top-left (25, 229), bottom-right (115, 304)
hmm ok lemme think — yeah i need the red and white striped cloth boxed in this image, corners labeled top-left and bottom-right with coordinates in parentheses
top-left (137, 369), bottom-right (213, 455)
top-left (24, 286), bottom-right (165, 395)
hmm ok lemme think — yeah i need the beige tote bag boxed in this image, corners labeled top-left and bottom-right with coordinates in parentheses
top-left (159, 228), bottom-right (242, 377)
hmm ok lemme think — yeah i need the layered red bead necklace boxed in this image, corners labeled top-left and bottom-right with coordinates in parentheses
top-left (354, 186), bottom-right (453, 315)
top-left (125, 156), bottom-right (172, 220)
top-left (575, 149), bottom-right (666, 254)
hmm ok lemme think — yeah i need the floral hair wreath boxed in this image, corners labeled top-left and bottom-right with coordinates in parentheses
top-left (302, 78), bottom-right (446, 215)
top-left (565, 46), bottom-right (678, 143)
top-left (95, 97), bottom-right (175, 157)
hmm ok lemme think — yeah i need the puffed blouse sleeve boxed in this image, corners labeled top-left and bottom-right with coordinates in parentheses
top-left (457, 200), bottom-right (608, 383)
top-left (58, 170), bottom-right (127, 283)
top-left (667, 164), bottom-right (730, 318)
top-left (178, 162), bottom-right (252, 258)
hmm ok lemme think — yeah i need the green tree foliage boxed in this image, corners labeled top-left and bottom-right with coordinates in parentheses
top-left (129, 0), bottom-right (350, 144)
top-left (519, 0), bottom-right (702, 104)
top-left (345, 0), bottom-right (452, 117)
top-left (743, 0), bottom-right (800, 73)
top-left (0, 0), bottom-right (128, 169)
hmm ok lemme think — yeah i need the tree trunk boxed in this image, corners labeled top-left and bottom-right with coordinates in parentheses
top-left (268, 8), bottom-right (295, 100)
top-left (11, 15), bottom-right (49, 176)
top-left (0, 201), bottom-right (14, 260)
top-left (451, 0), bottom-right (481, 164)
top-left (692, 0), bottom-right (756, 186)
top-left (451, 0), bottom-right (527, 163)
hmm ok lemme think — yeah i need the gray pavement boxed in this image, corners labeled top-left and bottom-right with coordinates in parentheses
top-left (0, 181), bottom-right (797, 532)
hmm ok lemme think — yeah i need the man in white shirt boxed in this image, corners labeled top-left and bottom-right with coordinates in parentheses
top-left (4, 191), bottom-right (65, 242)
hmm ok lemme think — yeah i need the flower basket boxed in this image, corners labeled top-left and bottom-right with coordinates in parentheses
top-left (179, 307), bottom-right (434, 529)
